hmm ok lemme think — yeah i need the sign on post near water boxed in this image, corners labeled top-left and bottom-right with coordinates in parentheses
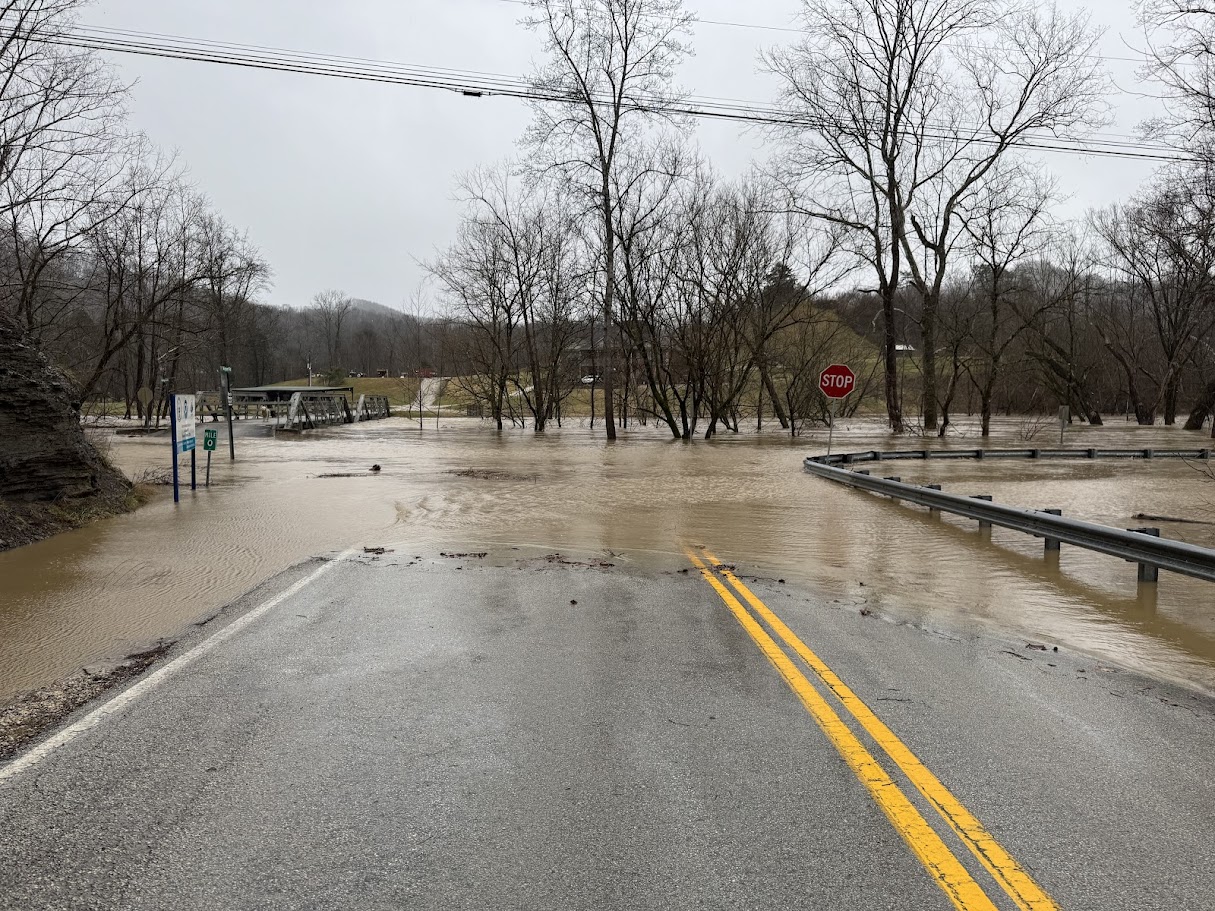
top-left (819, 364), bottom-right (856, 456)
top-left (173, 395), bottom-right (196, 453)
top-left (169, 394), bottom-right (197, 504)
top-left (203, 428), bottom-right (217, 487)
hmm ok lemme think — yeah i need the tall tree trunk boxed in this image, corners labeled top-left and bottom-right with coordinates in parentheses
top-left (761, 364), bottom-right (789, 429)
top-left (134, 331), bottom-right (148, 425)
top-left (601, 193), bottom-right (616, 441)
top-left (1163, 373), bottom-right (1180, 426)
top-left (922, 296), bottom-right (938, 431)
top-left (981, 386), bottom-right (994, 438)
top-left (882, 291), bottom-right (904, 433)
top-left (938, 347), bottom-right (963, 439)
top-left (1184, 378), bottom-right (1215, 430)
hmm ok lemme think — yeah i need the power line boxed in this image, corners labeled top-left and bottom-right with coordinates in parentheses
top-left (53, 26), bottom-right (1196, 163)
top-left (70, 23), bottom-right (1171, 151)
top-left (71, 23), bottom-right (1171, 151)
top-left (77, 25), bottom-right (538, 90)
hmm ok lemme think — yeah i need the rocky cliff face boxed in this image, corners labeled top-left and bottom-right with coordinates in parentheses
top-left (0, 316), bottom-right (130, 549)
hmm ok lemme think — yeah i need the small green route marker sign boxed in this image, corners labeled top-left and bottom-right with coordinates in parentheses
top-left (203, 429), bottom-right (218, 452)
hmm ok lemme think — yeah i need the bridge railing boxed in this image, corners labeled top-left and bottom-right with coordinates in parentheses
top-left (802, 458), bottom-right (1215, 586)
top-left (354, 394), bottom-right (391, 421)
top-left (284, 393), bottom-right (351, 431)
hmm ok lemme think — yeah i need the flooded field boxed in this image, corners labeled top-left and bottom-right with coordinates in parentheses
top-left (3, 414), bottom-right (1215, 701)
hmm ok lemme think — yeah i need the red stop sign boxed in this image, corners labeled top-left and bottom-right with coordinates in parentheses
top-left (819, 364), bottom-right (856, 399)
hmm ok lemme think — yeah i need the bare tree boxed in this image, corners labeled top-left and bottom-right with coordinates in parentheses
top-left (0, 0), bottom-right (126, 220)
top-left (0, 133), bottom-right (139, 343)
top-left (429, 216), bottom-right (519, 429)
top-left (1024, 239), bottom-right (1108, 426)
top-left (1138, 0), bottom-right (1215, 151)
top-left (1092, 163), bottom-right (1215, 425)
top-left (458, 165), bottom-right (588, 431)
top-left (958, 165), bottom-right (1058, 436)
top-left (765, 0), bottom-right (1107, 432)
top-left (0, 0), bottom-right (129, 346)
top-left (309, 289), bottom-right (353, 370)
top-left (197, 213), bottom-right (271, 369)
top-left (77, 151), bottom-right (200, 403)
top-left (522, 0), bottom-right (693, 440)
top-left (612, 151), bottom-right (698, 438)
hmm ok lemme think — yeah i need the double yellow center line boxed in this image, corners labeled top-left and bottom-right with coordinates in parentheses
top-left (685, 547), bottom-right (1058, 911)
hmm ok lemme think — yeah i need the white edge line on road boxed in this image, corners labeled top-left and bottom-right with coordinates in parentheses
top-left (0, 548), bottom-right (358, 785)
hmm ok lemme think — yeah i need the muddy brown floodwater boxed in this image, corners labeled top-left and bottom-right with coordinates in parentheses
top-left (3, 415), bottom-right (1215, 702)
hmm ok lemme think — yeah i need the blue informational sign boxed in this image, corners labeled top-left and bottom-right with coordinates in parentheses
top-left (173, 394), bottom-right (197, 454)
top-left (169, 393), bottom-right (199, 503)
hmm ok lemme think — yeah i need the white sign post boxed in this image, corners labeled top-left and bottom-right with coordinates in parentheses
top-left (170, 394), bottom-right (197, 503)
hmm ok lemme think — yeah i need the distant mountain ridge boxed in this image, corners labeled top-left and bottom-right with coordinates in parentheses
top-left (349, 298), bottom-right (400, 317)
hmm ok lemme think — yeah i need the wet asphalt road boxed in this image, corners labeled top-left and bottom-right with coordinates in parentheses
top-left (1, 550), bottom-right (1214, 910)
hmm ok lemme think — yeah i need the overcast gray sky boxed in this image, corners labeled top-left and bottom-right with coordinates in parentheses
top-left (86, 0), bottom-right (1164, 311)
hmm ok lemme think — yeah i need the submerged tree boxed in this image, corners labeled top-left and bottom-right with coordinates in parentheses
top-left (765, 0), bottom-right (1106, 432)
top-left (1092, 163), bottom-right (1215, 425)
top-left (522, 0), bottom-right (693, 440)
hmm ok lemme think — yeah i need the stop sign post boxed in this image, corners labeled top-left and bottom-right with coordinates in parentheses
top-left (819, 364), bottom-right (856, 454)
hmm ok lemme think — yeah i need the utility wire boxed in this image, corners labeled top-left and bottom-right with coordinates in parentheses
top-left (51, 26), bottom-right (1196, 163)
top-left (67, 24), bottom-right (1175, 152)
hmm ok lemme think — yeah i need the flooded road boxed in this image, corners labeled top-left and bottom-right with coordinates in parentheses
top-left (3, 415), bottom-right (1215, 701)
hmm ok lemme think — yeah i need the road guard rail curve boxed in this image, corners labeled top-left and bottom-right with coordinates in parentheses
top-left (802, 457), bottom-right (1215, 585)
top-left (808, 446), bottom-right (1212, 466)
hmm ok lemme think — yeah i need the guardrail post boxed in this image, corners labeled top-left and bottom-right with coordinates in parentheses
top-left (1088, 448), bottom-right (1098, 459)
top-left (972, 495), bottom-right (993, 529)
top-left (927, 484), bottom-right (941, 515)
top-left (1202, 449), bottom-right (1211, 460)
top-left (1130, 527), bottom-right (1160, 583)
top-left (1143, 448), bottom-right (1154, 460)
top-left (803, 459), bottom-right (1215, 585)
top-left (1043, 509), bottom-right (1062, 551)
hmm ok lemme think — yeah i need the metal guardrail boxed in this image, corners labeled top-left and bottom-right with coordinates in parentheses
top-left (808, 447), bottom-right (1212, 466)
top-left (803, 458), bottom-right (1215, 585)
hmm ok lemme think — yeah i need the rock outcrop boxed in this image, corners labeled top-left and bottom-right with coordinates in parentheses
top-left (0, 315), bottom-right (132, 549)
